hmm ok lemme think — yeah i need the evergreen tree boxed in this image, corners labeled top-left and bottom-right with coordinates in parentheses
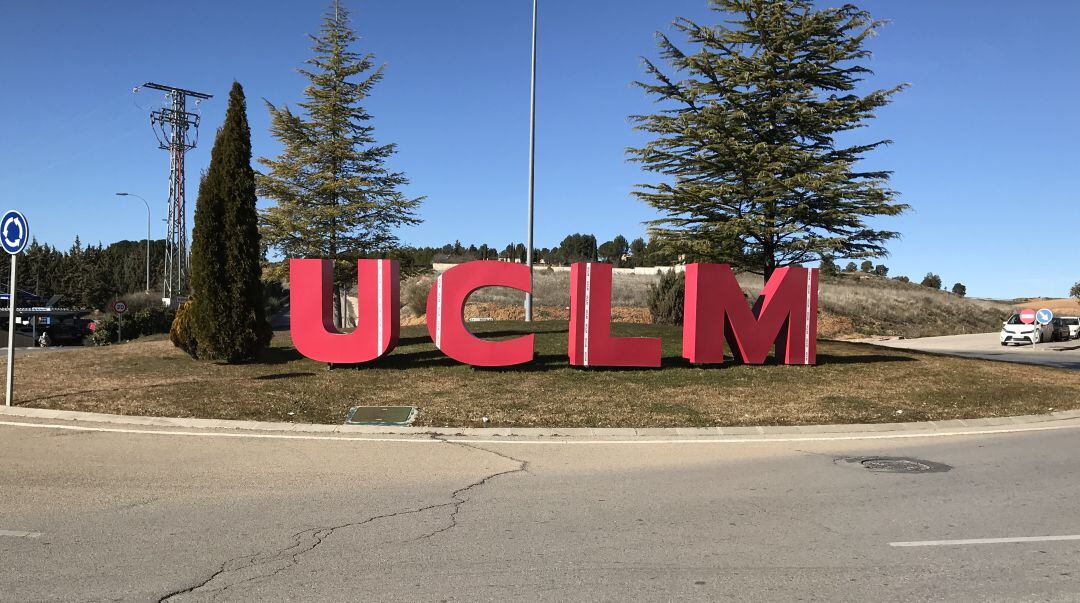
top-left (629, 237), bottom-right (648, 267)
top-left (920, 273), bottom-right (942, 290)
top-left (258, 1), bottom-right (422, 322)
top-left (188, 82), bottom-right (272, 363)
top-left (844, 262), bottom-right (858, 273)
top-left (873, 264), bottom-right (889, 277)
top-left (629, 0), bottom-right (907, 280)
top-left (859, 260), bottom-right (874, 273)
top-left (951, 283), bottom-right (967, 297)
top-left (1072, 281), bottom-right (1080, 300)
top-left (818, 255), bottom-right (838, 276)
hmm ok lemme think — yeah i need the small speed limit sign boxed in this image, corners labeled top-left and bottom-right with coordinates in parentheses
top-left (112, 300), bottom-right (128, 315)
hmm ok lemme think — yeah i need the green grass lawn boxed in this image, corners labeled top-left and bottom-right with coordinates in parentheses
top-left (13, 321), bottom-right (1080, 427)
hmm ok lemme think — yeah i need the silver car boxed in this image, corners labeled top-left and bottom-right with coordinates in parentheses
top-left (1060, 316), bottom-right (1080, 340)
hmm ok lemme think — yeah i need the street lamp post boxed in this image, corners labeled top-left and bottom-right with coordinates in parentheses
top-left (524, 0), bottom-right (538, 322)
top-left (115, 193), bottom-right (151, 293)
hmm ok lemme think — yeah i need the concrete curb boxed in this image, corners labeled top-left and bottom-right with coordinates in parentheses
top-left (2, 405), bottom-right (1079, 439)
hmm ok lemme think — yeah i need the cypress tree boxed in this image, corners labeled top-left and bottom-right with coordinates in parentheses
top-left (629, 0), bottom-right (907, 280)
top-left (188, 81), bottom-right (271, 362)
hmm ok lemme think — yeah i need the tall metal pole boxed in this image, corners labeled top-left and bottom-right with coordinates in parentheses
top-left (6, 255), bottom-right (16, 406)
top-left (141, 82), bottom-right (211, 304)
top-left (524, 0), bottom-right (538, 322)
top-left (116, 193), bottom-right (152, 293)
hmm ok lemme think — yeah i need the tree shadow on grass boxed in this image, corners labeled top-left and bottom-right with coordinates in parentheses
top-left (815, 353), bottom-right (919, 365)
top-left (252, 372), bottom-right (316, 381)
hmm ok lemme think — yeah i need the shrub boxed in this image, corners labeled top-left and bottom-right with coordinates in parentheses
top-left (893, 275), bottom-right (910, 283)
top-left (859, 260), bottom-right (873, 273)
top-left (1071, 281), bottom-right (1080, 300)
top-left (648, 269), bottom-right (685, 325)
top-left (818, 255), bottom-right (838, 276)
top-left (951, 283), bottom-right (967, 297)
top-left (170, 300), bottom-right (198, 358)
top-left (873, 264), bottom-right (889, 277)
top-left (263, 279), bottom-right (288, 319)
top-left (402, 275), bottom-right (435, 317)
top-left (921, 273), bottom-right (942, 289)
top-left (91, 302), bottom-right (175, 345)
top-left (843, 262), bottom-right (857, 273)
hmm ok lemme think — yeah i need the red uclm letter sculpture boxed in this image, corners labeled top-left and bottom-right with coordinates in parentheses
top-left (290, 258), bottom-right (399, 364)
top-left (569, 262), bottom-right (662, 368)
top-left (426, 261), bottom-right (535, 367)
top-left (683, 264), bottom-right (818, 365)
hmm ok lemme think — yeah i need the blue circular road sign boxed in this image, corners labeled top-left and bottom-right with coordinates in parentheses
top-left (1036, 308), bottom-right (1054, 325)
top-left (0, 210), bottom-right (29, 255)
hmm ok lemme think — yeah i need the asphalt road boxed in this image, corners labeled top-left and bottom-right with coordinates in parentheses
top-left (1, 419), bottom-right (1079, 601)
top-left (870, 332), bottom-right (1080, 370)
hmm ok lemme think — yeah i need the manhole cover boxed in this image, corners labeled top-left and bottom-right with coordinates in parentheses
top-left (345, 406), bottom-right (417, 426)
top-left (838, 456), bottom-right (951, 473)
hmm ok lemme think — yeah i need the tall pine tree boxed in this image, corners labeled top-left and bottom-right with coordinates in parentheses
top-left (258, 1), bottom-right (422, 322)
top-left (188, 82), bottom-right (272, 363)
top-left (629, 0), bottom-right (907, 280)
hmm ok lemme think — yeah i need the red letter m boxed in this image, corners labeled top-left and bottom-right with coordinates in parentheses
top-left (682, 264), bottom-right (818, 365)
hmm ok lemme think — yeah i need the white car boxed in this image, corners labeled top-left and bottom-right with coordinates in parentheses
top-left (1000, 314), bottom-right (1054, 346)
top-left (1061, 316), bottom-right (1080, 340)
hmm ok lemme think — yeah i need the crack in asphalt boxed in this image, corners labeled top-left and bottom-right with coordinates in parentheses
top-left (414, 441), bottom-right (530, 541)
top-left (157, 439), bottom-right (528, 601)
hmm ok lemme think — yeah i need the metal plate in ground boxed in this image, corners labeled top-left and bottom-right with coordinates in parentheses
top-left (345, 406), bottom-right (417, 426)
top-left (836, 456), bottom-right (952, 474)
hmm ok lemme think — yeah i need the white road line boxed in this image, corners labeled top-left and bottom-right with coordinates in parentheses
top-left (0, 419), bottom-right (1079, 445)
top-left (890, 535), bottom-right (1080, 547)
top-left (0, 530), bottom-right (42, 538)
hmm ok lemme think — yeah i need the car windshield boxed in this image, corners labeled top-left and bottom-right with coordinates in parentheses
top-left (1063, 318), bottom-right (1079, 325)
top-left (1005, 315), bottom-right (1028, 325)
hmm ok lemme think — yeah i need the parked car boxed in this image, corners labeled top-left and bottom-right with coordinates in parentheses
top-left (33, 314), bottom-right (92, 347)
top-left (1049, 317), bottom-right (1072, 342)
top-left (1000, 314), bottom-right (1054, 346)
top-left (1060, 316), bottom-right (1080, 340)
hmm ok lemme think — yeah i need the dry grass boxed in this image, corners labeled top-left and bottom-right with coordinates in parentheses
top-left (13, 324), bottom-right (1080, 428)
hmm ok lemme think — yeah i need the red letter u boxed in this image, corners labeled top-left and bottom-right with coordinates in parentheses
top-left (289, 259), bottom-right (399, 364)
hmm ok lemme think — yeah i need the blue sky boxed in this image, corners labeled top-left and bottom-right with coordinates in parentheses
top-left (0, 1), bottom-right (1077, 299)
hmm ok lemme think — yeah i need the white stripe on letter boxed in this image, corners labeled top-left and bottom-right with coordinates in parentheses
top-left (435, 274), bottom-right (443, 349)
top-left (583, 263), bottom-right (591, 367)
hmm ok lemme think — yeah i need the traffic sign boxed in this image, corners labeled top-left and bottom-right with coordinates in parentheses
top-left (1, 210), bottom-right (28, 255)
top-left (1019, 308), bottom-right (1036, 324)
top-left (113, 300), bottom-right (128, 315)
top-left (1036, 308), bottom-right (1054, 325)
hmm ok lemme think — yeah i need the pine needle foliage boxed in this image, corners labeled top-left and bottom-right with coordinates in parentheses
top-left (629, 0), bottom-right (907, 280)
top-left (188, 82), bottom-right (272, 363)
top-left (258, 1), bottom-right (422, 269)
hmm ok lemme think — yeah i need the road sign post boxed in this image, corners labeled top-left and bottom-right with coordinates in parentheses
top-left (1036, 309), bottom-right (1053, 325)
top-left (113, 300), bottom-right (128, 344)
top-left (2, 210), bottom-right (29, 407)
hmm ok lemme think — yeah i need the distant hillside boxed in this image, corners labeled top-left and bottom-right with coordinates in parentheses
top-left (400, 269), bottom-right (1019, 339)
top-left (790, 273), bottom-right (1014, 339)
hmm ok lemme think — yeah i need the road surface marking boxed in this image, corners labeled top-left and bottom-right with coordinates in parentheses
top-left (0, 530), bottom-right (42, 538)
top-left (890, 535), bottom-right (1080, 547)
top-left (1, 419), bottom-right (1079, 445)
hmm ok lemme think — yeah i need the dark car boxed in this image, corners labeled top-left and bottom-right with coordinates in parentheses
top-left (32, 314), bottom-right (92, 347)
top-left (1049, 317), bottom-right (1071, 342)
